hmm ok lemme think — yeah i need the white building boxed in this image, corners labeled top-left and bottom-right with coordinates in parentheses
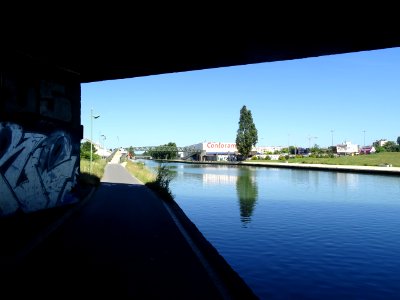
top-left (336, 141), bottom-right (359, 155)
top-left (183, 142), bottom-right (284, 161)
top-left (375, 139), bottom-right (388, 147)
top-left (184, 142), bottom-right (237, 161)
top-left (254, 146), bottom-right (285, 154)
top-left (96, 146), bottom-right (112, 158)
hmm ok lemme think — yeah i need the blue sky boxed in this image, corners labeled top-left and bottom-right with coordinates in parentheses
top-left (81, 47), bottom-right (400, 150)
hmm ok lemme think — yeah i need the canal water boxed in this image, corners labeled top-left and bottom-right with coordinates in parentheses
top-left (140, 160), bottom-right (400, 299)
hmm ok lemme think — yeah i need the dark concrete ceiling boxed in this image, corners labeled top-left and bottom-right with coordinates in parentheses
top-left (3, 19), bottom-right (400, 83)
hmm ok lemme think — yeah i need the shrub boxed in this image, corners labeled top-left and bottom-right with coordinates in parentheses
top-left (145, 163), bottom-right (175, 202)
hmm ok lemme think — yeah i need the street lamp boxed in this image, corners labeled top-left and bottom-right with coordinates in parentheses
top-left (330, 129), bottom-right (334, 148)
top-left (101, 134), bottom-right (106, 148)
top-left (90, 108), bottom-right (100, 174)
top-left (308, 135), bottom-right (318, 149)
top-left (363, 130), bottom-right (366, 147)
top-left (101, 134), bottom-right (106, 158)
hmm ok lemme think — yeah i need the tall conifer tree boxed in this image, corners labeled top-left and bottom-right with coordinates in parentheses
top-left (235, 105), bottom-right (258, 159)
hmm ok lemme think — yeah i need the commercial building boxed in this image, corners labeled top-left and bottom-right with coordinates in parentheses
top-left (183, 142), bottom-right (285, 161)
top-left (336, 141), bottom-right (359, 156)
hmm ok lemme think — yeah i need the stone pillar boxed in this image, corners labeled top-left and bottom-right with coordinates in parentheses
top-left (0, 53), bottom-right (83, 217)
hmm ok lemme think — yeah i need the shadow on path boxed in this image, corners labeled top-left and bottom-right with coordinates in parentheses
top-left (1, 163), bottom-right (258, 299)
top-left (3, 180), bottom-right (226, 299)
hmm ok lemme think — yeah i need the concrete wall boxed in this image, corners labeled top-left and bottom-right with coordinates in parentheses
top-left (0, 69), bottom-right (82, 217)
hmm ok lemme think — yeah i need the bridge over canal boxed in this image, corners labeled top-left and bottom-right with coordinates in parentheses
top-left (125, 146), bottom-right (205, 160)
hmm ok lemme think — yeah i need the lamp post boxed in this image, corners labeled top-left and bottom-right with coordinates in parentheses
top-left (101, 134), bottom-right (106, 158)
top-left (363, 130), bottom-right (366, 147)
top-left (330, 129), bottom-right (334, 148)
top-left (101, 134), bottom-right (106, 148)
top-left (90, 108), bottom-right (100, 174)
top-left (308, 135), bottom-right (318, 149)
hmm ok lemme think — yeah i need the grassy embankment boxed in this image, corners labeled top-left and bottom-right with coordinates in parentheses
top-left (124, 159), bottom-right (174, 202)
top-left (79, 159), bottom-right (107, 186)
top-left (251, 152), bottom-right (400, 167)
top-left (124, 160), bottom-right (156, 183)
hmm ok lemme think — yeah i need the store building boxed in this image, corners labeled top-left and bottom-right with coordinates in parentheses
top-left (183, 142), bottom-right (284, 161)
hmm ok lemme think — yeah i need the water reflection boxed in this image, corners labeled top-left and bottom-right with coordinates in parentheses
top-left (202, 173), bottom-right (237, 185)
top-left (236, 168), bottom-right (258, 226)
top-left (335, 172), bottom-right (359, 188)
top-left (151, 161), bottom-right (178, 180)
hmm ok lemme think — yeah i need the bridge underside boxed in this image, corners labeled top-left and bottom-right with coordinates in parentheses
top-left (4, 20), bottom-right (400, 83)
top-left (1, 18), bottom-right (399, 216)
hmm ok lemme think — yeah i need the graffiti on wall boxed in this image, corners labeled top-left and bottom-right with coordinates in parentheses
top-left (0, 122), bottom-right (78, 217)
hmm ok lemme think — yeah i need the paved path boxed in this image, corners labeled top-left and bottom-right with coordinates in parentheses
top-left (3, 163), bottom-right (239, 299)
top-left (109, 149), bottom-right (122, 164)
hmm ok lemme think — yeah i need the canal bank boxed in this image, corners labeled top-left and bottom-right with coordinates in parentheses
top-left (166, 159), bottom-right (400, 176)
top-left (243, 161), bottom-right (400, 176)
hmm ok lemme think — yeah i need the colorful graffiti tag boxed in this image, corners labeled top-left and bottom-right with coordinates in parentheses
top-left (0, 122), bottom-right (78, 217)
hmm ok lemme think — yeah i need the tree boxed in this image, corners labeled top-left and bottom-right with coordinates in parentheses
top-left (128, 146), bottom-right (135, 158)
top-left (397, 136), bottom-right (400, 145)
top-left (235, 105), bottom-right (258, 159)
top-left (149, 142), bottom-right (179, 159)
top-left (383, 141), bottom-right (400, 152)
top-left (80, 141), bottom-right (100, 160)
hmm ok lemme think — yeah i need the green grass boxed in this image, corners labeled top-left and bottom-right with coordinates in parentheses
top-left (252, 152), bottom-right (400, 167)
top-left (125, 160), bottom-right (156, 184)
top-left (125, 160), bottom-right (175, 202)
top-left (79, 159), bottom-right (107, 186)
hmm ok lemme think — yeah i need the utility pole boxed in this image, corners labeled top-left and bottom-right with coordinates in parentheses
top-left (308, 135), bottom-right (318, 149)
top-left (101, 134), bottom-right (106, 158)
top-left (90, 108), bottom-right (100, 174)
top-left (363, 130), bottom-right (366, 147)
top-left (330, 130), bottom-right (334, 148)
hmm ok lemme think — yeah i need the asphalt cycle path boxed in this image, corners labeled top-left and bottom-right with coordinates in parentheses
top-left (6, 163), bottom-right (227, 299)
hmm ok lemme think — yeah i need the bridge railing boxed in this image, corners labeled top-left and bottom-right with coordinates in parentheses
top-left (130, 146), bottom-right (202, 152)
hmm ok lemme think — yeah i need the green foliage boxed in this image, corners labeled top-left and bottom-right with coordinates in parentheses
top-left (145, 163), bottom-right (175, 202)
top-left (375, 145), bottom-right (386, 153)
top-left (155, 164), bottom-right (173, 191)
top-left (374, 140), bottom-right (400, 152)
top-left (235, 105), bottom-right (258, 159)
top-left (383, 141), bottom-right (400, 152)
top-left (128, 146), bottom-right (135, 157)
top-left (149, 142), bottom-right (179, 159)
top-left (125, 160), bottom-right (156, 183)
top-left (79, 158), bottom-right (107, 186)
top-left (81, 141), bottom-right (92, 152)
top-left (80, 141), bottom-right (100, 161)
top-left (249, 152), bottom-right (400, 167)
top-left (310, 144), bottom-right (320, 153)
